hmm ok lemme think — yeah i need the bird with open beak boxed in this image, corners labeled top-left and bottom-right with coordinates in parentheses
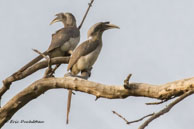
top-left (66, 22), bottom-right (119, 124)
top-left (15, 12), bottom-right (80, 74)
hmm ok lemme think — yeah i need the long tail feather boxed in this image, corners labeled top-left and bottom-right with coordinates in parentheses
top-left (66, 90), bottom-right (72, 124)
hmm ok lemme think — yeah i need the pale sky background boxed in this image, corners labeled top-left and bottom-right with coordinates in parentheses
top-left (0, 0), bottom-right (194, 129)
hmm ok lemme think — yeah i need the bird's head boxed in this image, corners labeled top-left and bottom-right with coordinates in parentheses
top-left (50, 12), bottom-right (77, 27)
top-left (87, 22), bottom-right (119, 39)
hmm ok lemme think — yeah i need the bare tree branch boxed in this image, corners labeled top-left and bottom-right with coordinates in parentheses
top-left (127, 113), bottom-right (154, 125)
top-left (0, 57), bottom-right (69, 99)
top-left (145, 98), bottom-right (174, 105)
top-left (0, 76), bottom-right (194, 128)
top-left (139, 90), bottom-right (194, 129)
top-left (32, 49), bottom-right (49, 60)
top-left (112, 111), bottom-right (154, 125)
top-left (113, 89), bottom-right (194, 129)
top-left (78, 0), bottom-right (95, 29)
top-left (112, 111), bottom-right (130, 124)
top-left (47, 64), bottom-right (61, 77)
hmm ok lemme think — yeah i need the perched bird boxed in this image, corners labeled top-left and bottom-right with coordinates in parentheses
top-left (15, 12), bottom-right (80, 74)
top-left (66, 22), bottom-right (119, 124)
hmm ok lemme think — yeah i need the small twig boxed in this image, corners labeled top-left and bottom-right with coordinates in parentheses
top-left (146, 96), bottom-right (176, 105)
top-left (95, 96), bottom-right (100, 101)
top-left (48, 64), bottom-right (61, 77)
top-left (124, 74), bottom-right (132, 89)
top-left (127, 113), bottom-right (154, 125)
top-left (139, 90), bottom-right (194, 129)
top-left (78, 0), bottom-right (95, 29)
top-left (32, 49), bottom-right (49, 60)
top-left (32, 49), bottom-right (52, 78)
top-left (146, 99), bottom-right (168, 105)
top-left (112, 111), bottom-right (154, 125)
top-left (112, 111), bottom-right (129, 124)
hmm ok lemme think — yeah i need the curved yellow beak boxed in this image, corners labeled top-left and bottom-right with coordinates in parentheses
top-left (49, 17), bottom-right (61, 25)
top-left (105, 24), bottom-right (120, 29)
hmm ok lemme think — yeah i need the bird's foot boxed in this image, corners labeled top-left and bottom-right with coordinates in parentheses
top-left (81, 67), bottom-right (93, 79)
top-left (64, 72), bottom-right (75, 77)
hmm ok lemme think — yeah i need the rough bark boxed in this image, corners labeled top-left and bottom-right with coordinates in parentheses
top-left (0, 76), bottom-right (193, 128)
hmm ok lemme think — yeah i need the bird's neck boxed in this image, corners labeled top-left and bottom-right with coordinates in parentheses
top-left (89, 35), bottom-right (102, 43)
top-left (88, 33), bottom-right (103, 42)
top-left (62, 21), bottom-right (76, 28)
top-left (61, 20), bottom-right (66, 27)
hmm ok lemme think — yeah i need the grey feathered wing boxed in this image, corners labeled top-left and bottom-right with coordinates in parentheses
top-left (47, 27), bottom-right (80, 52)
top-left (67, 39), bottom-right (99, 71)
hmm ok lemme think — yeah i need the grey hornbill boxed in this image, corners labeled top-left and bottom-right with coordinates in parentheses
top-left (14, 12), bottom-right (80, 74)
top-left (66, 22), bottom-right (119, 124)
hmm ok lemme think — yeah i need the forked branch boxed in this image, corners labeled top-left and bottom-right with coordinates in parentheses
top-left (139, 90), bottom-right (194, 129)
top-left (0, 57), bottom-right (69, 99)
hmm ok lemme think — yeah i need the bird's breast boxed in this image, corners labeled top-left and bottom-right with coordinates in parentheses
top-left (60, 37), bottom-right (80, 52)
top-left (77, 44), bottom-right (102, 70)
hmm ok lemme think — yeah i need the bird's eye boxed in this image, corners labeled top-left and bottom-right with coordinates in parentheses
top-left (97, 25), bottom-right (102, 31)
top-left (94, 27), bottom-right (98, 32)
